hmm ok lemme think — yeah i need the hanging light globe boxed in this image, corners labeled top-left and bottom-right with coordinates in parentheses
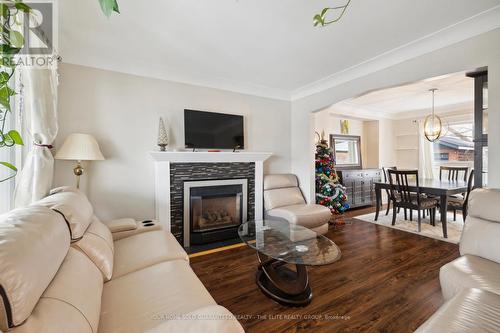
top-left (423, 88), bottom-right (443, 142)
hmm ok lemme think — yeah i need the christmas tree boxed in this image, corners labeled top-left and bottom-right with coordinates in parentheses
top-left (315, 137), bottom-right (349, 215)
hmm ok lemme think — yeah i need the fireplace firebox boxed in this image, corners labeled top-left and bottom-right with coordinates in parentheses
top-left (184, 179), bottom-right (248, 246)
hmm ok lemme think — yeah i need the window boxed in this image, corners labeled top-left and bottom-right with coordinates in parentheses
top-left (432, 120), bottom-right (474, 176)
top-left (434, 152), bottom-right (449, 161)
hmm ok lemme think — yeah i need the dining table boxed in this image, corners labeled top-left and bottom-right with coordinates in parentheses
top-left (374, 179), bottom-right (468, 238)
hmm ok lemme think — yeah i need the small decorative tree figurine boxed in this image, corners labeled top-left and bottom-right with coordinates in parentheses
top-left (157, 117), bottom-right (168, 151)
top-left (315, 132), bottom-right (349, 217)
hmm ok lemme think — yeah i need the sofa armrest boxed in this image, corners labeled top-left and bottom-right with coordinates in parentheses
top-left (102, 218), bottom-right (138, 233)
top-left (145, 305), bottom-right (244, 333)
top-left (104, 219), bottom-right (163, 241)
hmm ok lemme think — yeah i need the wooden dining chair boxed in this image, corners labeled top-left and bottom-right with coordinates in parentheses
top-left (439, 166), bottom-right (469, 182)
top-left (447, 169), bottom-right (474, 223)
top-left (382, 166), bottom-right (397, 216)
top-left (387, 169), bottom-right (439, 232)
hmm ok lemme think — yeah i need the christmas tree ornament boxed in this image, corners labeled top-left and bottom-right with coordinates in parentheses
top-left (157, 117), bottom-right (168, 151)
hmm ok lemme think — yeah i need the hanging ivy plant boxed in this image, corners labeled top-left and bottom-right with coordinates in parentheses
top-left (314, 0), bottom-right (351, 27)
top-left (0, 1), bottom-right (28, 182)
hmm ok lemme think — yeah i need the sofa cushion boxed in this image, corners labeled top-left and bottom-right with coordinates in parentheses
top-left (72, 216), bottom-right (115, 281)
top-left (415, 288), bottom-right (500, 333)
top-left (11, 248), bottom-right (103, 333)
top-left (267, 204), bottom-right (331, 229)
top-left (467, 188), bottom-right (500, 223)
top-left (112, 230), bottom-right (188, 279)
top-left (145, 305), bottom-right (244, 333)
top-left (99, 260), bottom-right (216, 333)
top-left (440, 255), bottom-right (500, 301)
top-left (35, 187), bottom-right (94, 240)
top-left (0, 206), bottom-right (70, 331)
top-left (264, 188), bottom-right (305, 210)
top-left (460, 215), bottom-right (500, 264)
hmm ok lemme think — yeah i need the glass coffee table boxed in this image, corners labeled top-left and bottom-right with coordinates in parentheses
top-left (238, 219), bottom-right (341, 306)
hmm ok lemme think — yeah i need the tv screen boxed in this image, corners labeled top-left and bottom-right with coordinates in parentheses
top-left (184, 110), bottom-right (244, 150)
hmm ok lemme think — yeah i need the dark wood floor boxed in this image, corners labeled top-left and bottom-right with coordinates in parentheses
top-left (190, 208), bottom-right (459, 333)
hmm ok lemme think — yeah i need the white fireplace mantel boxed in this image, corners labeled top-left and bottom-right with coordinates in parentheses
top-left (150, 151), bottom-right (273, 236)
top-left (150, 151), bottom-right (272, 163)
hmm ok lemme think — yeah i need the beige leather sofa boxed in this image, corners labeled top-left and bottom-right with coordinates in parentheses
top-left (0, 186), bottom-right (244, 333)
top-left (416, 188), bottom-right (500, 332)
top-left (264, 174), bottom-right (331, 235)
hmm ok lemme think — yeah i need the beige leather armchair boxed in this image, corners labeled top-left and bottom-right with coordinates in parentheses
top-left (264, 174), bottom-right (331, 235)
top-left (416, 188), bottom-right (500, 332)
top-left (440, 188), bottom-right (500, 300)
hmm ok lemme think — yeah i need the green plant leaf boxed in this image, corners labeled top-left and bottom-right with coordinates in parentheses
top-left (0, 97), bottom-right (11, 111)
top-left (7, 130), bottom-right (23, 145)
top-left (0, 71), bottom-right (10, 83)
top-left (0, 44), bottom-right (21, 55)
top-left (14, 2), bottom-right (31, 13)
top-left (0, 161), bottom-right (18, 182)
top-left (1, 3), bottom-right (10, 19)
top-left (0, 85), bottom-right (10, 99)
top-left (112, 0), bottom-right (120, 13)
top-left (98, 0), bottom-right (120, 17)
top-left (0, 161), bottom-right (17, 172)
top-left (9, 31), bottom-right (24, 48)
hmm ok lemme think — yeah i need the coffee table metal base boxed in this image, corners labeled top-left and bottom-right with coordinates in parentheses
top-left (256, 252), bottom-right (312, 307)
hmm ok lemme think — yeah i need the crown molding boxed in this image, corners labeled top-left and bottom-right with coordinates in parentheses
top-left (291, 5), bottom-right (500, 101)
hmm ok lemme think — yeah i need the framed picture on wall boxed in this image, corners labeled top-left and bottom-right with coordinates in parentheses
top-left (340, 120), bottom-right (349, 134)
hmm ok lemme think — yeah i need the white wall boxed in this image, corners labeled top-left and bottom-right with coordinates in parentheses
top-left (362, 121), bottom-right (379, 168)
top-left (378, 119), bottom-right (397, 169)
top-left (54, 64), bottom-right (291, 220)
top-left (292, 28), bottom-right (500, 202)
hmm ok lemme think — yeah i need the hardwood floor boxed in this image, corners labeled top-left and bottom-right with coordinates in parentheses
top-left (190, 214), bottom-right (459, 332)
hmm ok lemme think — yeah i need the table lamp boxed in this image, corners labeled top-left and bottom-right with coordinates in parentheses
top-left (55, 133), bottom-right (105, 188)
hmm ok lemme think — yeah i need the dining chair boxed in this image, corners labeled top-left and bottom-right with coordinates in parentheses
top-left (382, 166), bottom-right (397, 216)
top-left (447, 169), bottom-right (475, 223)
top-left (387, 169), bottom-right (439, 232)
top-left (439, 166), bottom-right (469, 182)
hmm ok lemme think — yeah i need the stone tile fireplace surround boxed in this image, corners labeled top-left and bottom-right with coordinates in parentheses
top-left (150, 152), bottom-right (272, 247)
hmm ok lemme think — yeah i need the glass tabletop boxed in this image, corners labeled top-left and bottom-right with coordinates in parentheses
top-left (238, 219), bottom-right (341, 266)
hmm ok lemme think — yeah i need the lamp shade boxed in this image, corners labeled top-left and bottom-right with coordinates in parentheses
top-left (55, 133), bottom-right (105, 161)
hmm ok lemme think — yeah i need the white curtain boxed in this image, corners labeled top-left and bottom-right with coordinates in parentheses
top-left (14, 67), bottom-right (58, 207)
top-left (418, 120), bottom-right (435, 179)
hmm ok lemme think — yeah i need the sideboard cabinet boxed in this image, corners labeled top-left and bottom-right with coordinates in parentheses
top-left (337, 169), bottom-right (381, 209)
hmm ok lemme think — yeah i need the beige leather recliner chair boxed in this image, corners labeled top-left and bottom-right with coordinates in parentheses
top-left (415, 188), bottom-right (500, 332)
top-left (264, 174), bottom-right (331, 234)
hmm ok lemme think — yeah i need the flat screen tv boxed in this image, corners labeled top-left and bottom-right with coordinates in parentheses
top-left (184, 110), bottom-right (244, 150)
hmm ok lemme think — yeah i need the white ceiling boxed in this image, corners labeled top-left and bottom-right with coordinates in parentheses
top-left (59, 0), bottom-right (500, 100)
top-left (328, 72), bottom-right (475, 119)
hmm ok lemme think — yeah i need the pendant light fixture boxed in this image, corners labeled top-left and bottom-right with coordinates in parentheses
top-left (423, 88), bottom-right (443, 142)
